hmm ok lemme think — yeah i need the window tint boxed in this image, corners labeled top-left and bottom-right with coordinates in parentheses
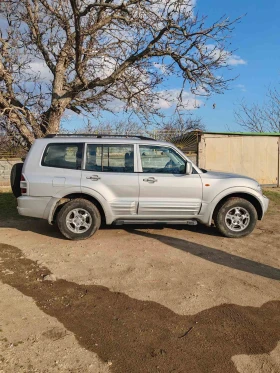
top-left (140, 145), bottom-right (185, 174)
top-left (86, 144), bottom-right (102, 171)
top-left (42, 143), bottom-right (83, 169)
top-left (86, 144), bottom-right (134, 173)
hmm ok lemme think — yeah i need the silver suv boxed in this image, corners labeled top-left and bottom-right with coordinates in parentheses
top-left (13, 134), bottom-right (269, 240)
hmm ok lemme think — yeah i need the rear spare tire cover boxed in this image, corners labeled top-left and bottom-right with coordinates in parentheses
top-left (10, 163), bottom-right (23, 198)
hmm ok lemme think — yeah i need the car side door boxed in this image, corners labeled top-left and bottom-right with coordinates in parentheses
top-left (137, 144), bottom-right (203, 217)
top-left (81, 143), bottom-right (139, 220)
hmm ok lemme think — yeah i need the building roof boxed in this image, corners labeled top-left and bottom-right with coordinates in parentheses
top-left (202, 131), bottom-right (280, 136)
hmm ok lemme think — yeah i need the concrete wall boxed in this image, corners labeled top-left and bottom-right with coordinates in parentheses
top-left (0, 159), bottom-right (22, 187)
top-left (198, 134), bottom-right (280, 186)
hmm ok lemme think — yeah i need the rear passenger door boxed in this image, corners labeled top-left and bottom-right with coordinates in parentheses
top-left (81, 143), bottom-right (139, 218)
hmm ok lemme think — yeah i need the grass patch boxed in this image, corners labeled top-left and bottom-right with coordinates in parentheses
top-left (263, 189), bottom-right (280, 205)
top-left (0, 191), bottom-right (22, 220)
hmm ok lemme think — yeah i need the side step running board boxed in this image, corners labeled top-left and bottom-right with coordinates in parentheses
top-left (114, 220), bottom-right (198, 226)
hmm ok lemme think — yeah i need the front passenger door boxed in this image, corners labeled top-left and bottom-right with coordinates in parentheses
top-left (138, 145), bottom-right (202, 217)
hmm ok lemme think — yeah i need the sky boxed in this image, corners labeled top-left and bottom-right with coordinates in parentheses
top-left (64, 0), bottom-right (280, 133)
top-left (195, 0), bottom-right (280, 132)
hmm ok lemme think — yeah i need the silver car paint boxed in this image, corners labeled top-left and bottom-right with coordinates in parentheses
top-left (18, 137), bottom-right (269, 226)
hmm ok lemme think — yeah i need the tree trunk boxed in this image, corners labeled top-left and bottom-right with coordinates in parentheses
top-left (45, 109), bottom-right (64, 135)
top-left (43, 96), bottom-right (72, 135)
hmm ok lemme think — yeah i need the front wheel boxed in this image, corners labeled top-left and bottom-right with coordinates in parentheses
top-left (57, 199), bottom-right (101, 240)
top-left (214, 198), bottom-right (258, 238)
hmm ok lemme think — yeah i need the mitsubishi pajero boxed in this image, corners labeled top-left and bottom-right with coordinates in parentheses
top-left (11, 134), bottom-right (269, 240)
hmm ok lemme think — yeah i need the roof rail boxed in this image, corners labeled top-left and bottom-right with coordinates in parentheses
top-left (44, 133), bottom-right (155, 141)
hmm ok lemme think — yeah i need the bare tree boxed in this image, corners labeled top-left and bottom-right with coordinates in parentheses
top-left (70, 114), bottom-right (204, 140)
top-left (73, 119), bottom-right (145, 135)
top-left (157, 115), bottom-right (204, 134)
top-left (1, 0), bottom-right (239, 148)
top-left (235, 86), bottom-right (280, 132)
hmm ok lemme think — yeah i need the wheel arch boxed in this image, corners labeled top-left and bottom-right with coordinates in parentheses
top-left (212, 192), bottom-right (263, 223)
top-left (51, 193), bottom-right (106, 224)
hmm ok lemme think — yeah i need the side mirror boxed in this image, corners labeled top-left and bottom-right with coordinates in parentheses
top-left (185, 161), bottom-right (193, 175)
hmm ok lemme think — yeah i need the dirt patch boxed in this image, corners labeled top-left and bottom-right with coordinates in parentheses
top-left (42, 327), bottom-right (68, 341)
top-left (1, 243), bottom-right (280, 373)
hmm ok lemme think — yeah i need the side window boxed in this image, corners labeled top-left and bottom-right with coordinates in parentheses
top-left (86, 144), bottom-right (134, 173)
top-left (42, 143), bottom-right (83, 169)
top-left (85, 144), bottom-right (102, 171)
top-left (140, 145), bottom-right (185, 174)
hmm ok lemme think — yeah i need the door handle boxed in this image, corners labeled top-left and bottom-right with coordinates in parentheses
top-left (143, 177), bottom-right (157, 183)
top-left (86, 175), bottom-right (101, 181)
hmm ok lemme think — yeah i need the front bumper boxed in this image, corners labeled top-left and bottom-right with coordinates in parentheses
top-left (17, 196), bottom-right (52, 219)
top-left (261, 194), bottom-right (269, 216)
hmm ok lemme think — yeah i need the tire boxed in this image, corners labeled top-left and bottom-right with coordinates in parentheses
top-left (10, 163), bottom-right (23, 198)
top-left (57, 198), bottom-right (101, 240)
top-left (213, 197), bottom-right (258, 238)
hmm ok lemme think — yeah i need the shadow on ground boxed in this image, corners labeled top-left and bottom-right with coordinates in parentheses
top-left (0, 211), bottom-right (221, 239)
top-left (1, 217), bottom-right (280, 281)
top-left (126, 229), bottom-right (280, 281)
top-left (0, 243), bottom-right (280, 373)
top-left (1, 192), bottom-right (280, 280)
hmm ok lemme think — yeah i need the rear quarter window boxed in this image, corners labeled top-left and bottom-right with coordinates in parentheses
top-left (42, 143), bottom-right (83, 169)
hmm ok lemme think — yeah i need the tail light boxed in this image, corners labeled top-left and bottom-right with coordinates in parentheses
top-left (20, 174), bottom-right (27, 195)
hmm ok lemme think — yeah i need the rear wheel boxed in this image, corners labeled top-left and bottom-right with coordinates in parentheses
top-left (57, 199), bottom-right (101, 240)
top-left (10, 163), bottom-right (23, 198)
top-left (214, 197), bottom-right (258, 238)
